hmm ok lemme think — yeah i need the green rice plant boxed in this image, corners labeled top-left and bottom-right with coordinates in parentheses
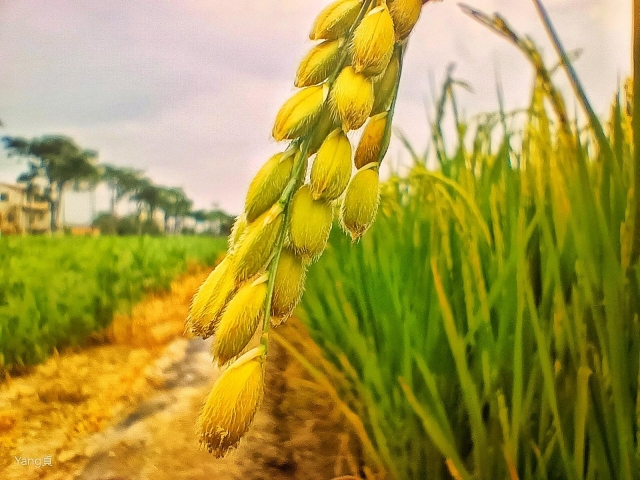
top-left (299, 6), bottom-right (638, 479)
top-left (0, 236), bottom-right (225, 370)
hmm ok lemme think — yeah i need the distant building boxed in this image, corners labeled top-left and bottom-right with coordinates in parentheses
top-left (0, 183), bottom-right (51, 235)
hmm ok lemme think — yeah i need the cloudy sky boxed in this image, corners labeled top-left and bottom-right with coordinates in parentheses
top-left (0, 0), bottom-right (632, 222)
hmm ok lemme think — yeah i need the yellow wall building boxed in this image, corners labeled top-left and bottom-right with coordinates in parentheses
top-left (0, 183), bottom-right (50, 235)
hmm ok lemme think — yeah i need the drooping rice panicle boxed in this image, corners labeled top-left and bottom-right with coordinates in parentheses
top-left (188, 0), bottom-right (428, 455)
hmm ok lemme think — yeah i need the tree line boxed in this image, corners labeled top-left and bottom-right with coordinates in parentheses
top-left (1, 134), bottom-right (233, 235)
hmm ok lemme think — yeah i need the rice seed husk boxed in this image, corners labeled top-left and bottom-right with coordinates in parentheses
top-left (289, 185), bottom-right (334, 260)
top-left (273, 85), bottom-right (328, 141)
top-left (308, 105), bottom-right (341, 156)
top-left (233, 204), bottom-right (283, 282)
top-left (331, 66), bottom-right (374, 131)
top-left (295, 39), bottom-right (342, 88)
top-left (228, 215), bottom-right (248, 253)
top-left (271, 247), bottom-right (307, 321)
top-left (340, 164), bottom-right (380, 240)
top-left (388, 0), bottom-right (422, 40)
top-left (186, 256), bottom-right (236, 339)
top-left (310, 128), bottom-right (353, 200)
top-left (354, 112), bottom-right (387, 169)
top-left (213, 275), bottom-right (268, 366)
top-left (310, 0), bottom-right (362, 41)
top-left (245, 151), bottom-right (295, 223)
top-left (352, 4), bottom-right (395, 76)
top-left (371, 53), bottom-right (399, 115)
top-left (198, 348), bottom-right (265, 457)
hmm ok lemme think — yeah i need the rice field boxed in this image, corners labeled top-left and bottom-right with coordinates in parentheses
top-left (298, 29), bottom-right (638, 480)
top-left (0, 236), bottom-right (225, 370)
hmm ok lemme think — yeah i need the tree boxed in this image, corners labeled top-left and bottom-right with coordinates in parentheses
top-left (157, 187), bottom-right (193, 234)
top-left (157, 187), bottom-right (181, 233)
top-left (206, 208), bottom-right (234, 236)
top-left (173, 195), bottom-right (193, 234)
top-left (130, 177), bottom-right (163, 233)
top-left (191, 209), bottom-right (208, 223)
top-left (2, 135), bottom-right (99, 232)
top-left (102, 164), bottom-right (144, 217)
top-left (191, 209), bottom-right (208, 232)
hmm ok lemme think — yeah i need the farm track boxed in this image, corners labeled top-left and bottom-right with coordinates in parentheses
top-left (0, 271), bottom-right (363, 480)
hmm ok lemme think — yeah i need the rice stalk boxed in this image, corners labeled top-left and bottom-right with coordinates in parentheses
top-left (299, 4), bottom-right (638, 477)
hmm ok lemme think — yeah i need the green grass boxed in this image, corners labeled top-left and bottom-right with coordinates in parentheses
top-left (0, 235), bottom-right (226, 370)
top-left (298, 10), bottom-right (638, 480)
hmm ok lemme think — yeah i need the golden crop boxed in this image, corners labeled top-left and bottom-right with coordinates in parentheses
top-left (310, 128), bottom-right (353, 200)
top-left (187, 0), bottom-right (426, 455)
top-left (197, 348), bottom-right (265, 457)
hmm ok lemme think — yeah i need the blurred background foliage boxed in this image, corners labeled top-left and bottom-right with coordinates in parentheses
top-left (298, 6), bottom-right (638, 479)
top-left (0, 236), bottom-right (226, 370)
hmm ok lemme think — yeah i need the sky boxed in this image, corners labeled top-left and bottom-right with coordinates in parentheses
top-left (0, 0), bottom-right (632, 223)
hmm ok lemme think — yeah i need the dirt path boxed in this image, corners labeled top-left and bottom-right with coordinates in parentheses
top-left (0, 271), bottom-right (368, 480)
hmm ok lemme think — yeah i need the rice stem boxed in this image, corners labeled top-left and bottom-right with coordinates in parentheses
top-left (376, 41), bottom-right (407, 167)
